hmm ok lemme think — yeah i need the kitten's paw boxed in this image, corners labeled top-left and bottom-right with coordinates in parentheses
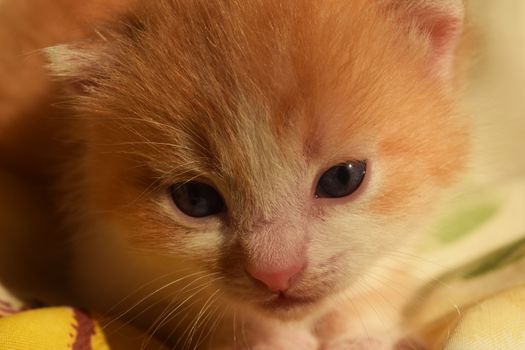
top-left (254, 336), bottom-right (318, 349)
top-left (322, 337), bottom-right (426, 350)
top-left (322, 337), bottom-right (388, 350)
top-left (250, 329), bottom-right (318, 350)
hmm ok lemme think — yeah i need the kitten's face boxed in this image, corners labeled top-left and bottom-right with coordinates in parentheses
top-left (55, 0), bottom-right (467, 319)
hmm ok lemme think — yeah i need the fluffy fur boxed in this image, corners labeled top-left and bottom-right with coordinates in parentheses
top-left (1, 0), bottom-right (469, 349)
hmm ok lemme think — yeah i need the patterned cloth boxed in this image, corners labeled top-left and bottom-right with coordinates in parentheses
top-left (0, 286), bottom-right (168, 350)
top-left (0, 306), bottom-right (108, 350)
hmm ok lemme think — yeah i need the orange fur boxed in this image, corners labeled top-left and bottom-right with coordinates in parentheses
top-left (1, 0), bottom-right (470, 348)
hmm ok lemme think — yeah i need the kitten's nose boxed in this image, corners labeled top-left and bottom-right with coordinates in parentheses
top-left (247, 262), bottom-right (304, 292)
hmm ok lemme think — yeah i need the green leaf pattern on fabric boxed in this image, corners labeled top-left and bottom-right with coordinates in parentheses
top-left (462, 236), bottom-right (525, 279)
top-left (434, 201), bottom-right (501, 244)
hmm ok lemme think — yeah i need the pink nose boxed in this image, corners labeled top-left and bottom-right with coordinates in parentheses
top-left (247, 262), bottom-right (304, 292)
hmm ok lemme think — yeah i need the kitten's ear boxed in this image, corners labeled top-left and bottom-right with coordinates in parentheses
top-left (383, 0), bottom-right (464, 78)
top-left (45, 43), bottom-right (104, 92)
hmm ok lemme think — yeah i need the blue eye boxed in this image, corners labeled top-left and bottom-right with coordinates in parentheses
top-left (315, 161), bottom-right (366, 198)
top-left (170, 182), bottom-right (225, 218)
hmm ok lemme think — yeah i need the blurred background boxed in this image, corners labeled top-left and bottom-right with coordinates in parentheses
top-left (463, 0), bottom-right (525, 184)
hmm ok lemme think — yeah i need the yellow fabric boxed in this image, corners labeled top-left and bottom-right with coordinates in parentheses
top-left (444, 285), bottom-right (525, 350)
top-left (0, 305), bottom-right (170, 350)
top-left (0, 307), bottom-right (109, 350)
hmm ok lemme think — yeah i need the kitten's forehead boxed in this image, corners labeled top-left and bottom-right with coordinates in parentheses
top-left (96, 2), bottom-right (356, 191)
top-left (104, 0), bottom-right (403, 159)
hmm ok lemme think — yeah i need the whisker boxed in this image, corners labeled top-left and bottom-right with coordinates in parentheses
top-left (193, 301), bottom-right (223, 349)
top-left (103, 269), bottom-right (208, 329)
top-left (340, 289), bottom-right (370, 339)
top-left (147, 276), bottom-right (223, 349)
top-left (142, 274), bottom-right (221, 349)
top-left (240, 314), bottom-right (249, 349)
top-left (363, 267), bottom-right (462, 323)
top-left (232, 310), bottom-right (237, 350)
top-left (354, 279), bottom-right (391, 331)
top-left (184, 288), bottom-right (221, 349)
top-left (143, 288), bottom-right (205, 350)
top-left (206, 308), bottom-right (227, 350)
top-left (169, 282), bottom-right (222, 349)
top-left (146, 273), bottom-right (220, 334)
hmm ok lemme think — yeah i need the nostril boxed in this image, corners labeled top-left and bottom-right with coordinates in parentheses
top-left (246, 262), bottom-right (304, 292)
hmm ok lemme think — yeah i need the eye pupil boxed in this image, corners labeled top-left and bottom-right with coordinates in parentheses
top-left (335, 166), bottom-right (350, 184)
top-left (316, 161), bottom-right (366, 199)
top-left (170, 182), bottom-right (225, 218)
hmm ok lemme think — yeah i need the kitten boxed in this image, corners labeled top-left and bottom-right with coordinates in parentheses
top-left (2, 0), bottom-right (469, 349)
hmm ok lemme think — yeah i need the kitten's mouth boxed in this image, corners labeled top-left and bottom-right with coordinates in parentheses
top-left (262, 292), bottom-right (318, 311)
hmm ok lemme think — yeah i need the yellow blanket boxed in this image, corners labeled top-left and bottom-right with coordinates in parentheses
top-left (0, 293), bottom-right (169, 350)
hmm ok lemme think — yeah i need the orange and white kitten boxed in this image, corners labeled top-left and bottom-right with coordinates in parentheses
top-left (2, 0), bottom-right (469, 349)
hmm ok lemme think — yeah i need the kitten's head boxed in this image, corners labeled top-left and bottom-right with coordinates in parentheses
top-left (49, 0), bottom-right (468, 320)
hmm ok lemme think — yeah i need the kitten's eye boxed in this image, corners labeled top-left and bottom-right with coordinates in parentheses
top-left (170, 182), bottom-right (225, 218)
top-left (315, 161), bottom-right (366, 198)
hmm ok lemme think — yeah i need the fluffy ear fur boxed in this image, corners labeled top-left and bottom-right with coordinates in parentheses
top-left (45, 43), bottom-right (104, 93)
top-left (383, 0), bottom-right (464, 79)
